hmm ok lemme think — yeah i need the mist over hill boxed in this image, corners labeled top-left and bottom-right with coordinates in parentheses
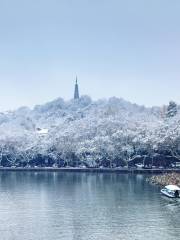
top-left (0, 96), bottom-right (179, 168)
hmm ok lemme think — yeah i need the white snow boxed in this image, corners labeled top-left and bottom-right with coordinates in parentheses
top-left (0, 96), bottom-right (179, 166)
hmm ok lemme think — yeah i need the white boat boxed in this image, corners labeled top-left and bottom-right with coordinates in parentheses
top-left (161, 185), bottom-right (180, 198)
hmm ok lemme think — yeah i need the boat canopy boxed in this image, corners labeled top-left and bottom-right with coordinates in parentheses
top-left (165, 185), bottom-right (180, 191)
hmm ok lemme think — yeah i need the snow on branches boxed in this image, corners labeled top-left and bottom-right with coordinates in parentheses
top-left (0, 96), bottom-right (179, 167)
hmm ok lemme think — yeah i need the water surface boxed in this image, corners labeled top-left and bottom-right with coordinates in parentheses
top-left (0, 172), bottom-right (180, 240)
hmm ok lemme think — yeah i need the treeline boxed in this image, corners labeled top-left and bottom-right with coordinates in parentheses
top-left (0, 97), bottom-right (179, 168)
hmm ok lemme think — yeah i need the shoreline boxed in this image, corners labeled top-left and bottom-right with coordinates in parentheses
top-left (1, 167), bottom-right (180, 174)
top-left (149, 173), bottom-right (180, 186)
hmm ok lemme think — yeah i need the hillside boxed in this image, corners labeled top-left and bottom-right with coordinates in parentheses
top-left (0, 96), bottom-right (179, 168)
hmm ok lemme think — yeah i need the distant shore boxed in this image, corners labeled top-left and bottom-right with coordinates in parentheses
top-left (1, 167), bottom-right (180, 174)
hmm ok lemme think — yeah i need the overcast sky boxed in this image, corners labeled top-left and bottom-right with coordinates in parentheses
top-left (0, 0), bottom-right (180, 111)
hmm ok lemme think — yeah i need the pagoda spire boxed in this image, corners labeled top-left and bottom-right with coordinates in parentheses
top-left (74, 76), bottom-right (80, 99)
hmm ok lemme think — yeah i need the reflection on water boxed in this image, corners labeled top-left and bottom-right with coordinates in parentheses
top-left (0, 172), bottom-right (180, 240)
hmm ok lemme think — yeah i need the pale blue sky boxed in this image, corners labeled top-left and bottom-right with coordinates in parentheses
top-left (0, 0), bottom-right (180, 111)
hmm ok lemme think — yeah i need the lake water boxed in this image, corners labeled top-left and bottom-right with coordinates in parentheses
top-left (0, 172), bottom-right (180, 240)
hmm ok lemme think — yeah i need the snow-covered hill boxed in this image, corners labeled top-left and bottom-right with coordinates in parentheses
top-left (0, 96), bottom-right (179, 167)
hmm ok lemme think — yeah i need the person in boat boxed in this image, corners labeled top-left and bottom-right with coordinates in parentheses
top-left (174, 190), bottom-right (179, 198)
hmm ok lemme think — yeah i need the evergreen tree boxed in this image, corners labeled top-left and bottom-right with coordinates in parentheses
top-left (166, 101), bottom-right (177, 118)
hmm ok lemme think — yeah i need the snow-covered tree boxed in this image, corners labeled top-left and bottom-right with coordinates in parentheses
top-left (166, 101), bottom-right (177, 118)
top-left (0, 96), bottom-right (179, 167)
